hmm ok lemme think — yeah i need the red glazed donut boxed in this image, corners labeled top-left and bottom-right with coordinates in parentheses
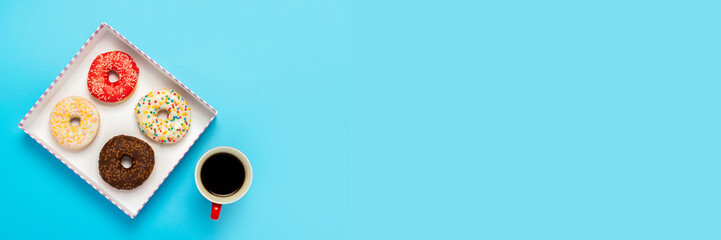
top-left (87, 51), bottom-right (139, 103)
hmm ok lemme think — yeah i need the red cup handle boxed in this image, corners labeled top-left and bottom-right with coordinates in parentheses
top-left (211, 202), bottom-right (222, 220)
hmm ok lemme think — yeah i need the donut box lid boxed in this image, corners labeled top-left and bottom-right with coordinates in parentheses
top-left (17, 22), bottom-right (218, 219)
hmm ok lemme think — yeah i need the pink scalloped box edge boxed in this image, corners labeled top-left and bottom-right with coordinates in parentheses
top-left (17, 22), bottom-right (218, 219)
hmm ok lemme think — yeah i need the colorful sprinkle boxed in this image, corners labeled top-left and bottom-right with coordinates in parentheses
top-left (134, 88), bottom-right (191, 144)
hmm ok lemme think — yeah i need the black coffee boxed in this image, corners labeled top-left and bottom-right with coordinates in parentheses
top-left (200, 153), bottom-right (245, 196)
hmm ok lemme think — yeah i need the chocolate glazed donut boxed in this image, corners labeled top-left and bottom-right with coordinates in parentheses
top-left (99, 135), bottom-right (155, 190)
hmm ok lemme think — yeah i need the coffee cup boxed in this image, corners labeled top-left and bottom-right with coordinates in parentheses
top-left (195, 146), bottom-right (253, 220)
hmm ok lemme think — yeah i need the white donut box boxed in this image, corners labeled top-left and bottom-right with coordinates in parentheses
top-left (17, 22), bottom-right (218, 218)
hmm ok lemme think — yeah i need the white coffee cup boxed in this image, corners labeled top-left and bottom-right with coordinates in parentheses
top-left (194, 146), bottom-right (253, 220)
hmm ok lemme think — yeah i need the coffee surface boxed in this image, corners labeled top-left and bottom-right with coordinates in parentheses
top-left (200, 153), bottom-right (245, 196)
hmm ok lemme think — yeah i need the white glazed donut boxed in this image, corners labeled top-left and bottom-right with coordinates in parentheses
top-left (135, 88), bottom-right (191, 144)
top-left (49, 96), bottom-right (100, 149)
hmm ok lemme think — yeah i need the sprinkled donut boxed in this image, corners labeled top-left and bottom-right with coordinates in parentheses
top-left (135, 88), bottom-right (191, 144)
top-left (87, 51), bottom-right (139, 103)
top-left (99, 135), bottom-right (154, 190)
top-left (49, 96), bottom-right (100, 150)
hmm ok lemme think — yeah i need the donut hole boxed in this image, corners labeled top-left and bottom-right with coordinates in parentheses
top-left (108, 71), bottom-right (120, 83)
top-left (157, 109), bottom-right (169, 119)
top-left (120, 156), bottom-right (133, 169)
top-left (69, 117), bottom-right (81, 127)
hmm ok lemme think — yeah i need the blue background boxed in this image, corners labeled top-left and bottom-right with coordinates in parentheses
top-left (2, 0), bottom-right (721, 239)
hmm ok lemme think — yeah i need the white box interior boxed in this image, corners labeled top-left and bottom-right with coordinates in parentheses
top-left (18, 23), bottom-right (217, 218)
